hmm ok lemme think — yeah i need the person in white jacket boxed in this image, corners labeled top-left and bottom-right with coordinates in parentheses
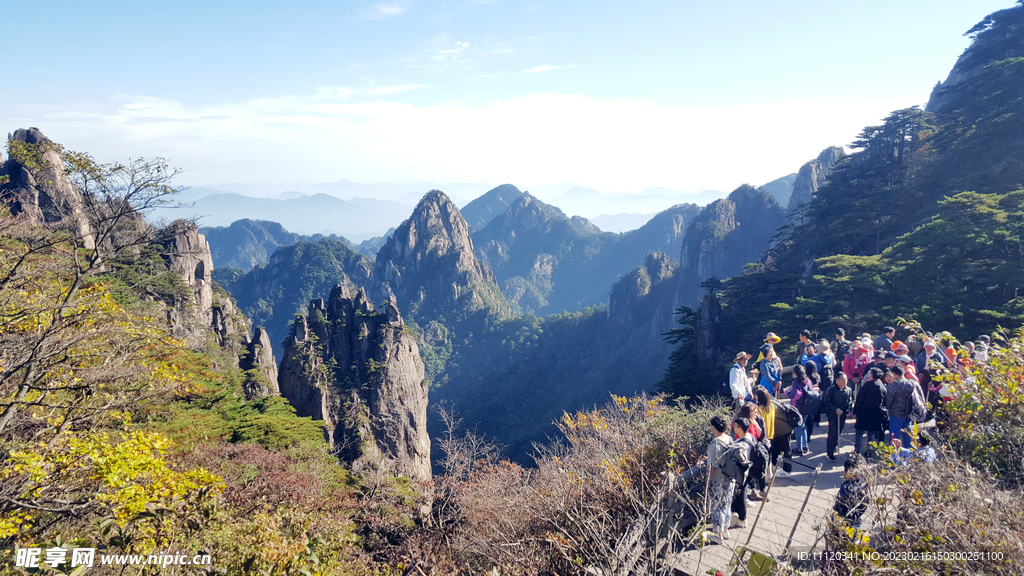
top-left (729, 352), bottom-right (754, 409)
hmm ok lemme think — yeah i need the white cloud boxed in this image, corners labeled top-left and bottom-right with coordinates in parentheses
top-left (492, 48), bottom-right (515, 54)
top-left (524, 64), bottom-right (576, 74)
top-left (20, 90), bottom-right (908, 194)
top-left (361, 4), bottom-right (406, 20)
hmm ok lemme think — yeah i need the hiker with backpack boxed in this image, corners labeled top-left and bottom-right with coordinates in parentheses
top-left (736, 403), bottom-right (771, 499)
top-left (785, 364), bottom-right (813, 456)
top-left (852, 367), bottom-right (888, 457)
top-left (705, 415), bottom-right (736, 540)
top-left (884, 364), bottom-right (926, 447)
top-left (834, 328), bottom-right (853, 365)
top-left (728, 417), bottom-right (756, 530)
top-left (803, 360), bottom-right (823, 442)
top-left (823, 372), bottom-right (854, 461)
top-left (834, 455), bottom-right (869, 529)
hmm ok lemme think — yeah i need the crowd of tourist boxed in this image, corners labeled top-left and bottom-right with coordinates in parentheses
top-left (706, 326), bottom-right (987, 541)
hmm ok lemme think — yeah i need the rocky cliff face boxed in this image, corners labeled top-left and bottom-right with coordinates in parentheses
top-left (278, 286), bottom-right (431, 479)
top-left (926, 5), bottom-right (1024, 114)
top-left (373, 190), bottom-right (509, 324)
top-left (787, 146), bottom-right (844, 212)
top-left (677, 185), bottom-right (785, 308)
top-left (1, 128), bottom-right (96, 248)
top-left (240, 326), bottom-right (280, 399)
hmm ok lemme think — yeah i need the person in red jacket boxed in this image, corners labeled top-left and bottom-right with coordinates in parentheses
top-left (843, 339), bottom-right (871, 397)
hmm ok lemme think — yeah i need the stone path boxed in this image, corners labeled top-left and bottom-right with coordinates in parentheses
top-left (669, 417), bottom-right (864, 576)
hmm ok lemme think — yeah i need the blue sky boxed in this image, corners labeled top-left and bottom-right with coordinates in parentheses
top-left (1, 1), bottom-right (1014, 195)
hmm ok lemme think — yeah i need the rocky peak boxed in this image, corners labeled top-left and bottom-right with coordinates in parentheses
top-left (645, 252), bottom-right (677, 283)
top-left (373, 190), bottom-right (509, 323)
top-left (1, 128), bottom-right (95, 248)
top-left (460, 183), bottom-right (525, 230)
top-left (158, 220), bottom-right (216, 343)
top-left (277, 286), bottom-right (431, 479)
top-left (677, 185), bottom-right (785, 308)
top-left (787, 146), bottom-right (844, 212)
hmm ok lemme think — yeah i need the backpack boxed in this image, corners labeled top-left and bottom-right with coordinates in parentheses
top-left (717, 439), bottom-right (753, 484)
top-left (801, 388), bottom-right (822, 417)
top-left (835, 340), bottom-right (852, 364)
top-left (774, 400), bottom-right (804, 428)
top-left (748, 439), bottom-right (771, 484)
top-left (820, 363), bottom-right (836, 391)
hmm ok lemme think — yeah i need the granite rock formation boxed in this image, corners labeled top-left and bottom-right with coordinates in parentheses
top-left (677, 185), bottom-right (786, 309)
top-left (787, 146), bottom-right (844, 212)
top-left (240, 326), bottom-right (280, 399)
top-left (0, 128), bottom-right (96, 248)
top-left (278, 286), bottom-right (431, 479)
top-left (372, 190), bottom-right (510, 325)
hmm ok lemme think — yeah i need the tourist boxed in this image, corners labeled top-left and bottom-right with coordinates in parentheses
top-left (803, 360), bottom-right (823, 440)
top-left (738, 402), bottom-right (769, 498)
top-left (852, 367), bottom-right (887, 457)
top-left (796, 329), bottom-right (813, 365)
top-left (729, 417), bottom-right (756, 531)
top-left (892, 432), bottom-right (938, 466)
top-left (834, 455), bottom-right (868, 529)
top-left (833, 328), bottom-right (853, 365)
top-left (759, 388), bottom-right (792, 477)
top-left (823, 372), bottom-right (854, 461)
top-left (786, 364), bottom-right (811, 455)
top-left (874, 326), bottom-right (895, 353)
top-left (885, 364), bottom-right (925, 447)
top-left (843, 339), bottom-right (871, 397)
top-left (974, 335), bottom-right (991, 363)
top-left (706, 415), bottom-right (735, 540)
top-left (759, 345), bottom-right (783, 397)
top-left (755, 332), bottom-right (782, 363)
top-left (729, 351), bottom-right (754, 410)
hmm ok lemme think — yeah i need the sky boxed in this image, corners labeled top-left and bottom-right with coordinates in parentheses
top-left (1, 1), bottom-right (1015, 196)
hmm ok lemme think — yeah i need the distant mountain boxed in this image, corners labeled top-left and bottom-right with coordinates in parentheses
top-left (200, 219), bottom-right (394, 270)
top-left (153, 192), bottom-right (409, 241)
top-left (201, 219), bottom-right (310, 270)
top-left (460, 184), bottom-right (525, 230)
top-left (472, 194), bottom-right (701, 315)
top-left (759, 173), bottom-right (797, 207)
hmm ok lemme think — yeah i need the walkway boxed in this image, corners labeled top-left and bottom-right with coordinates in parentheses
top-left (669, 418), bottom-right (864, 576)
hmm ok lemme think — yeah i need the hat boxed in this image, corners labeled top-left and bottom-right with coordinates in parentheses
top-left (884, 351), bottom-right (898, 360)
top-left (890, 340), bottom-right (904, 351)
top-left (818, 340), bottom-right (831, 351)
top-left (898, 355), bottom-right (913, 363)
top-left (894, 343), bottom-right (909, 354)
top-left (860, 337), bottom-right (872, 347)
top-left (924, 340), bottom-right (937, 349)
top-left (764, 332), bottom-right (781, 344)
top-left (734, 351), bottom-right (752, 362)
top-left (759, 343), bottom-right (772, 354)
